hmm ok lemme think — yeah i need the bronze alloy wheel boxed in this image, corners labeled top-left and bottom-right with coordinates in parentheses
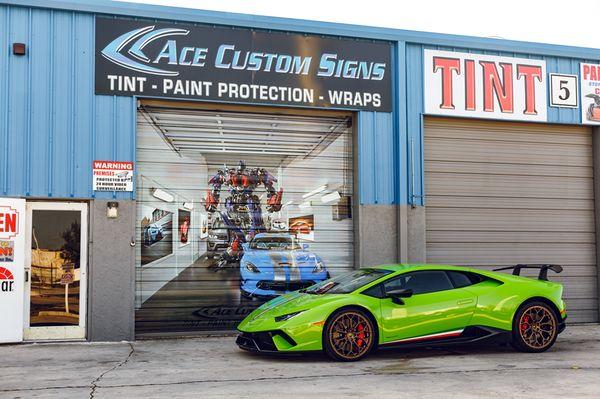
top-left (517, 304), bottom-right (557, 350)
top-left (326, 310), bottom-right (374, 361)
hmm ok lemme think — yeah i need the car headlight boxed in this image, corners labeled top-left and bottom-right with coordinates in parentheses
top-left (274, 311), bottom-right (304, 323)
top-left (312, 261), bottom-right (325, 273)
top-left (245, 262), bottom-right (260, 273)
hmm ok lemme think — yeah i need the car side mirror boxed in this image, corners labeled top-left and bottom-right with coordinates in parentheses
top-left (302, 243), bottom-right (309, 250)
top-left (386, 288), bottom-right (413, 305)
top-left (241, 243), bottom-right (249, 251)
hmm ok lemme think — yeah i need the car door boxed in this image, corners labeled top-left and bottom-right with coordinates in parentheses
top-left (378, 270), bottom-right (477, 343)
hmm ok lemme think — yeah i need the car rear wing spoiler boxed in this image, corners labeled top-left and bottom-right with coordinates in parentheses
top-left (493, 264), bottom-right (563, 281)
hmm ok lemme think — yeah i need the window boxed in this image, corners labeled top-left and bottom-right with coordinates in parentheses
top-left (446, 271), bottom-right (484, 288)
top-left (383, 271), bottom-right (454, 295)
top-left (305, 268), bottom-right (391, 295)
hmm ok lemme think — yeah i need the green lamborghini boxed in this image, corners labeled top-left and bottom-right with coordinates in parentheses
top-left (236, 264), bottom-right (567, 361)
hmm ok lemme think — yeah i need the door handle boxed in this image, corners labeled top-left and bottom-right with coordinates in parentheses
top-left (25, 270), bottom-right (29, 282)
top-left (457, 299), bottom-right (474, 306)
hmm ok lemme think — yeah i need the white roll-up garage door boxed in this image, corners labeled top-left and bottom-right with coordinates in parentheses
top-left (134, 102), bottom-right (355, 335)
top-left (425, 117), bottom-right (598, 323)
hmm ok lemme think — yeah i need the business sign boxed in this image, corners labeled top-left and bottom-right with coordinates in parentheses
top-left (0, 198), bottom-right (25, 344)
top-left (580, 63), bottom-right (600, 124)
top-left (95, 18), bottom-right (392, 112)
top-left (92, 160), bottom-right (134, 192)
top-left (549, 73), bottom-right (578, 108)
top-left (424, 50), bottom-right (547, 122)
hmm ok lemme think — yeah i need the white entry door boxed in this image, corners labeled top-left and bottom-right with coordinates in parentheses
top-left (24, 202), bottom-right (88, 340)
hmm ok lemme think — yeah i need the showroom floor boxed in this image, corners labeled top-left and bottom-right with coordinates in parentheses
top-left (135, 256), bottom-right (263, 336)
top-left (1, 325), bottom-right (599, 398)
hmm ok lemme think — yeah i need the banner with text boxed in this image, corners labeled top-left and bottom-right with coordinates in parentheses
top-left (0, 197), bottom-right (25, 344)
top-left (95, 18), bottom-right (392, 112)
top-left (424, 49), bottom-right (547, 122)
top-left (580, 63), bottom-right (600, 125)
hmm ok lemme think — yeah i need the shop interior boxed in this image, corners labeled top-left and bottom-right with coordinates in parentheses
top-left (135, 103), bottom-right (355, 335)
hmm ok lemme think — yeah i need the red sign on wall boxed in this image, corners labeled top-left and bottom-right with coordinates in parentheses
top-left (424, 50), bottom-right (547, 122)
top-left (0, 206), bottom-right (19, 240)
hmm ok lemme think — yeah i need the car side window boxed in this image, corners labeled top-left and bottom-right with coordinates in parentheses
top-left (383, 271), bottom-right (454, 295)
top-left (446, 271), bottom-right (485, 288)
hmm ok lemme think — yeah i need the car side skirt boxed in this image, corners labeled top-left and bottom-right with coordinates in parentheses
top-left (379, 326), bottom-right (513, 350)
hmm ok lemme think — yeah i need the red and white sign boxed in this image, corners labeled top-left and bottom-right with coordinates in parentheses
top-left (580, 63), bottom-right (600, 125)
top-left (424, 50), bottom-right (547, 122)
top-left (0, 198), bottom-right (25, 344)
top-left (0, 206), bottom-right (19, 239)
top-left (92, 160), bottom-right (134, 192)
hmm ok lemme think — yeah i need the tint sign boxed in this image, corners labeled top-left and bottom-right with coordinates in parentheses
top-left (424, 49), bottom-right (547, 122)
top-left (95, 18), bottom-right (392, 112)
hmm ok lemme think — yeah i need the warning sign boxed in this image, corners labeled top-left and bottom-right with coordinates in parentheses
top-left (93, 160), bottom-right (134, 192)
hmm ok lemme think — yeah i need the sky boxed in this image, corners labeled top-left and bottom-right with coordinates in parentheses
top-left (124, 0), bottom-right (596, 49)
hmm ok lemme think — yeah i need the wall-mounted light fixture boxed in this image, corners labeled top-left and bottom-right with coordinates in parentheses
top-left (13, 43), bottom-right (26, 56)
top-left (107, 202), bottom-right (119, 219)
top-left (302, 184), bottom-right (328, 199)
top-left (321, 191), bottom-right (341, 204)
top-left (182, 202), bottom-right (194, 210)
top-left (152, 188), bottom-right (174, 203)
top-left (298, 201), bottom-right (312, 209)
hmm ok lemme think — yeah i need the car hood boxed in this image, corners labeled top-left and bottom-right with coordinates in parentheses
top-left (238, 291), bottom-right (343, 331)
top-left (243, 249), bottom-right (318, 264)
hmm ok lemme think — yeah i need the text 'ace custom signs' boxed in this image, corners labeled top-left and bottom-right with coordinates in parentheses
top-left (424, 50), bottom-right (547, 122)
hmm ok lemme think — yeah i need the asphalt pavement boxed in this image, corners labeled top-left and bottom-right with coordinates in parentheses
top-left (1, 324), bottom-right (599, 398)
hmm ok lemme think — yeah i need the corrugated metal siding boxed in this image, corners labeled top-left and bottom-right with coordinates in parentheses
top-left (0, 5), bottom-right (135, 200)
top-left (405, 42), bottom-right (600, 206)
top-left (357, 111), bottom-right (396, 205)
top-left (424, 117), bottom-right (598, 323)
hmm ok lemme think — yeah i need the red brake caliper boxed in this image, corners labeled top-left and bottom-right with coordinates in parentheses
top-left (356, 323), bottom-right (365, 347)
top-left (521, 315), bottom-right (531, 332)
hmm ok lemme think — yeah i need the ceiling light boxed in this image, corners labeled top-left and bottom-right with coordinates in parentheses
top-left (321, 191), bottom-right (341, 204)
top-left (152, 188), bottom-right (174, 203)
top-left (302, 185), bottom-right (328, 199)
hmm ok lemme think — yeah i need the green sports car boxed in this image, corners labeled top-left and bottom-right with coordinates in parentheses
top-left (236, 264), bottom-right (567, 361)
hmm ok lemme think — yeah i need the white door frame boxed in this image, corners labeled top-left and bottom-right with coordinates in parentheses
top-left (23, 202), bottom-right (88, 341)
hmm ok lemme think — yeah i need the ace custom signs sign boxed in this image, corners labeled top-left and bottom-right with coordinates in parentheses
top-left (424, 50), bottom-right (547, 122)
top-left (95, 18), bottom-right (392, 112)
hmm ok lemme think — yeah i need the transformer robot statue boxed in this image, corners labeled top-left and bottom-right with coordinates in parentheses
top-left (204, 161), bottom-right (283, 268)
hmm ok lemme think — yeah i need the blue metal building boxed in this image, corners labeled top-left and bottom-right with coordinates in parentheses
top-left (1, 0), bottom-right (599, 341)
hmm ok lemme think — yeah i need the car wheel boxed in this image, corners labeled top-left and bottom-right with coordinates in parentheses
top-left (323, 308), bottom-right (375, 361)
top-left (512, 301), bottom-right (558, 353)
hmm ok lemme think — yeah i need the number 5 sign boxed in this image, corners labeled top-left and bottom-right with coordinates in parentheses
top-left (549, 73), bottom-right (578, 108)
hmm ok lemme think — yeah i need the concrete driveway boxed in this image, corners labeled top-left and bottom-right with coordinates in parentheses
top-left (1, 325), bottom-right (599, 398)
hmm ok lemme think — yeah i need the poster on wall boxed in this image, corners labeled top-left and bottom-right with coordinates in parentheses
top-left (199, 213), bottom-right (208, 240)
top-left (0, 198), bottom-right (25, 344)
top-left (92, 160), bottom-right (134, 192)
top-left (288, 215), bottom-right (315, 241)
top-left (178, 209), bottom-right (191, 246)
top-left (423, 49), bottom-right (547, 122)
top-left (140, 206), bottom-right (173, 266)
top-left (580, 63), bottom-right (600, 124)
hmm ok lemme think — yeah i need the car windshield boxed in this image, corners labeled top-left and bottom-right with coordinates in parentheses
top-left (304, 268), bottom-right (391, 294)
top-left (250, 236), bottom-right (301, 250)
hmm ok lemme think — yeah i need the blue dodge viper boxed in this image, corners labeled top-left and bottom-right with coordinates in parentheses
top-left (240, 233), bottom-right (329, 299)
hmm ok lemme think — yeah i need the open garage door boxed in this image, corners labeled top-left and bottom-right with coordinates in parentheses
top-left (135, 102), bottom-right (354, 335)
top-left (425, 117), bottom-right (598, 323)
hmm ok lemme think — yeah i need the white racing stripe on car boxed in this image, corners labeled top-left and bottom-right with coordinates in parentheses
top-left (269, 252), bottom-right (287, 281)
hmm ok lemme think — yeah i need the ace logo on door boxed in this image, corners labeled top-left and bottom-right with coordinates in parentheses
top-left (424, 50), bottom-right (547, 122)
top-left (0, 198), bottom-right (25, 344)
